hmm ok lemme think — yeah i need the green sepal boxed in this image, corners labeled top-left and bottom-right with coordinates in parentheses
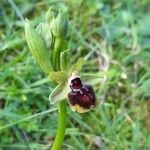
top-left (70, 58), bottom-right (85, 73)
top-left (25, 19), bottom-right (53, 74)
top-left (49, 82), bottom-right (70, 104)
top-left (48, 71), bottom-right (68, 83)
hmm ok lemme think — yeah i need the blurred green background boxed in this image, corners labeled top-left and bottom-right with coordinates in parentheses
top-left (0, 0), bottom-right (150, 149)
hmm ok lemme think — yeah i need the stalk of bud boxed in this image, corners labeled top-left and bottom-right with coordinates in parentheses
top-left (45, 8), bottom-right (68, 69)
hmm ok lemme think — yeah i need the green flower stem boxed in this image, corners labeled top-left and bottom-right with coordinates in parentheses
top-left (51, 38), bottom-right (67, 150)
top-left (51, 101), bottom-right (67, 150)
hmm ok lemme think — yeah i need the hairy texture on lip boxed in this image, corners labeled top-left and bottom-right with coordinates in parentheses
top-left (68, 84), bottom-right (96, 109)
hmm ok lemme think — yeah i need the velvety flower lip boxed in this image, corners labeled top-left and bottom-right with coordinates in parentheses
top-left (68, 77), bottom-right (96, 113)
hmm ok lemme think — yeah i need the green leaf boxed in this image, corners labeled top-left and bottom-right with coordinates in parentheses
top-left (49, 82), bottom-right (70, 104)
top-left (48, 71), bottom-right (68, 83)
top-left (71, 58), bottom-right (85, 73)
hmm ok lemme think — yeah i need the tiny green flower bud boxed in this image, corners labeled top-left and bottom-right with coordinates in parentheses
top-left (25, 19), bottom-right (53, 74)
top-left (36, 22), bottom-right (53, 50)
top-left (45, 7), bottom-right (58, 23)
top-left (50, 10), bottom-right (68, 39)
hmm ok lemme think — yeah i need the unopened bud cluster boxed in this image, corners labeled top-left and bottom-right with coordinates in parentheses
top-left (25, 7), bottom-right (68, 74)
top-left (46, 8), bottom-right (68, 39)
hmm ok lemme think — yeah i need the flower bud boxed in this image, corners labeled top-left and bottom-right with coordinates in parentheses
top-left (68, 77), bottom-right (96, 113)
top-left (45, 7), bottom-right (58, 23)
top-left (36, 22), bottom-right (53, 50)
top-left (25, 19), bottom-right (53, 74)
top-left (50, 10), bottom-right (68, 39)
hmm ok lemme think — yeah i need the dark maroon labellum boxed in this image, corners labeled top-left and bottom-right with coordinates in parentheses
top-left (70, 77), bottom-right (83, 90)
top-left (68, 77), bottom-right (96, 113)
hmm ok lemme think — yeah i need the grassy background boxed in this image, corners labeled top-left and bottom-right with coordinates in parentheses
top-left (0, 0), bottom-right (150, 149)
